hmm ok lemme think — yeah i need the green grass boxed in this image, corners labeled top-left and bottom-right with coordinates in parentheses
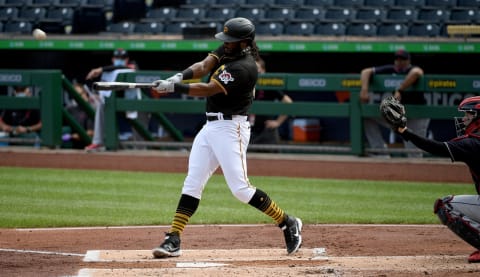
top-left (0, 166), bottom-right (473, 228)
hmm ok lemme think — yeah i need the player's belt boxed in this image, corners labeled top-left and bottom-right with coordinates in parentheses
top-left (207, 115), bottom-right (232, 121)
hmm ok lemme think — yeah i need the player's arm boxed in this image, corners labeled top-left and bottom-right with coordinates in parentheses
top-left (394, 66), bottom-right (424, 101)
top-left (166, 49), bottom-right (221, 83)
top-left (397, 127), bottom-right (451, 157)
top-left (359, 67), bottom-right (374, 103)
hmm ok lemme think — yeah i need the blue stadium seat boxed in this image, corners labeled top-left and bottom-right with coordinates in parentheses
top-left (274, 0), bottom-right (305, 6)
top-left (354, 8), bottom-right (387, 22)
top-left (304, 0), bottom-right (335, 5)
top-left (3, 0), bottom-right (29, 7)
top-left (144, 7), bottom-right (178, 22)
top-left (4, 21), bottom-right (33, 34)
top-left (395, 0), bottom-right (426, 7)
top-left (333, 0), bottom-right (365, 6)
top-left (457, 0), bottom-right (480, 7)
top-left (385, 8), bottom-right (418, 23)
top-left (235, 7), bottom-right (266, 22)
top-left (255, 21), bottom-right (284, 36)
top-left (284, 22), bottom-right (315, 36)
top-left (425, 0), bottom-right (457, 7)
top-left (324, 8), bottom-right (356, 22)
top-left (264, 7), bottom-right (296, 21)
top-left (364, 0), bottom-right (395, 6)
top-left (164, 21), bottom-right (192, 34)
top-left (293, 7), bottom-right (325, 22)
top-left (346, 22), bottom-right (377, 36)
top-left (46, 7), bottom-right (75, 24)
top-left (18, 7), bottom-right (47, 23)
top-left (409, 23), bottom-right (441, 36)
top-left (172, 7), bottom-right (206, 21)
top-left (134, 21), bottom-right (164, 34)
top-left (203, 7), bottom-right (236, 22)
top-left (315, 22), bottom-right (346, 36)
top-left (448, 8), bottom-right (480, 24)
top-left (185, 0), bottom-right (216, 6)
top-left (417, 8), bottom-right (450, 23)
top-left (107, 21), bottom-right (136, 34)
top-left (30, 0), bottom-right (57, 7)
top-left (377, 23), bottom-right (408, 36)
top-left (0, 7), bottom-right (19, 21)
top-left (244, 0), bottom-right (276, 7)
top-left (55, 0), bottom-right (86, 8)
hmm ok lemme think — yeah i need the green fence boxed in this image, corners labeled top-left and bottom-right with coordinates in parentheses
top-left (1, 70), bottom-right (478, 155)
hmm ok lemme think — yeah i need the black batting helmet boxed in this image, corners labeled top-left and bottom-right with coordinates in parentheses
top-left (215, 17), bottom-right (255, 42)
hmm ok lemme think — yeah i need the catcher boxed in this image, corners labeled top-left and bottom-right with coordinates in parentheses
top-left (380, 95), bottom-right (480, 263)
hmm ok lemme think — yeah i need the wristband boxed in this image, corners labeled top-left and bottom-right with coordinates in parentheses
top-left (174, 83), bottom-right (190, 94)
top-left (182, 68), bottom-right (194, 80)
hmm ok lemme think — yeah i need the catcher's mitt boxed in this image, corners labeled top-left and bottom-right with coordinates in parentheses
top-left (380, 95), bottom-right (407, 130)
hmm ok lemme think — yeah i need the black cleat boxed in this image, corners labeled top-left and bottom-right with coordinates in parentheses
top-left (152, 232), bottom-right (181, 258)
top-left (279, 216), bottom-right (303, 255)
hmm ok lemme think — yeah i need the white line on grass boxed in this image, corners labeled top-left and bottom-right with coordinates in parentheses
top-left (0, 248), bottom-right (85, 257)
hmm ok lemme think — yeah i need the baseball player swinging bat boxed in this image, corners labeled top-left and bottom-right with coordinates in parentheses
top-left (93, 81), bottom-right (156, 91)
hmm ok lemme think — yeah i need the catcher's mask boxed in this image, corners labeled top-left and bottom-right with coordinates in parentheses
top-left (455, 96), bottom-right (480, 136)
top-left (215, 17), bottom-right (255, 43)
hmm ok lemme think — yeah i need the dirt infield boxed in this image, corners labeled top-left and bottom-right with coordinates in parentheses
top-left (0, 148), bottom-right (478, 276)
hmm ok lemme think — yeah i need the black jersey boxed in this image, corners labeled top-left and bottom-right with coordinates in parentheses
top-left (373, 64), bottom-right (426, 105)
top-left (206, 45), bottom-right (257, 116)
top-left (401, 129), bottom-right (480, 193)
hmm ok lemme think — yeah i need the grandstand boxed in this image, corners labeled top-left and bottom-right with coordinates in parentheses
top-left (0, 0), bottom-right (479, 37)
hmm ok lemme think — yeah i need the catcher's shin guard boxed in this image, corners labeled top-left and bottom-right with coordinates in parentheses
top-left (434, 196), bottom-right (480, 249)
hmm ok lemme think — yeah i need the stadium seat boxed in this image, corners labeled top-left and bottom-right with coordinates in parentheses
top-left (264, 7), bottom-right (296, 21)
top-left (425, 0), bottom-right (457, 7)
top-left (377, 23), bottom-right (408, 36)
top-left (235, 7), bottom-right (266, 22)
top-left (304, 0), bottom-right (335, 5)
top-left (172, 7), bottom-right (206, 21)
top-left (134, 21), bottom-right (164, 34)
top-left (255, 21), bottom-right (284, 36)
top-left (354, 8), bottom-right (387, 22)
top-left (448, 8), bottom-right (480, 23)
top-left (274, 0), bottom-right (305, 6)
top-left (46, 7), bottom-right (75, 24)
top-left (409, 23), bottom-right (441, 36)
top-left (333, 0), bottom-right (365, 6)
top-left (30, 0), bottom-right (57, 7)
top-left (243, 0), bottom-right (276, 8)
top-left (203, 7), bottom-right (236, 22)
top-left (18, 7), bottom-right (47, 23)
top-left (144, 7), bottom-right (178, 22)
top-left (107, 21), bottom-right (136, 34)
top-left (37, 19), bottom-right (68, 34)
top-left (4, 21), bottom-right (33, 34)
top-left (324, 8), bottom-right (356, 22)
top-left (185, 0), bottom-right (216, 6)
top-left (346, 22), bottom-right (377, 36)
top-left (293, 7), bottom-right (325, 22)
top-left (314, 22), bottom-right (346, 36)
top-left (395, 0), bottom-right (426, 7)
top-left (163, 21), bottom-right (192, 34)
top-left (364, 0), bottom-right (395, 6)
top-left (385, 8), bottom-right (418, 23)
top-left (3, 0), bottom-right (29, 7)
top-left (284, 22), bottom-right (315, 36)
top-left (0, 7), bottom-right (18, 21)
top-left (55, 0), bottom-right (86, 8)
top-left (215, 0), bottom-right (246, 6)
top-left (417, 8), bottom-right (450, 23)
top-left (457, 0), bottom-right (480, 7)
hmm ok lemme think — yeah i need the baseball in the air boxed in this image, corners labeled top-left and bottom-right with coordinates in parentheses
top-left (32, 28), bottom-right (47, 40)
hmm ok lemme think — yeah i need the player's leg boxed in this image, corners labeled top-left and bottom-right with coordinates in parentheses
top-left (153, 125), bottom-right (219, 258)
top-left (85, 98), bottom-right (106, 152)
top-left (434, 195), bottom-right (480, 262)
top-left (212, 120), bottom-right (302, 254)
top-left (363, 118), bottom-right (389, 157)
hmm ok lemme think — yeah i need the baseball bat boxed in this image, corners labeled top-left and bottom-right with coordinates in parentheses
top-left (93, 81), bottom-right (156, 91)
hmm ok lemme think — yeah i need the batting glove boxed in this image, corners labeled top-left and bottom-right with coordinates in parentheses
top-left (166, 73), bottom-right (183, 84)
top-left (153, 80), bottom-right (175, 93)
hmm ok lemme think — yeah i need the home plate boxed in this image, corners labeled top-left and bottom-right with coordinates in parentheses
top-left (83, 247), bottom-right (327, 263)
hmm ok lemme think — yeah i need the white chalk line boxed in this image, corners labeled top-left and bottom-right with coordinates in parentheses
top-left (15, 223), bottom-right (445, 232)
top-left (0, 248), bottom-right (85, 257)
